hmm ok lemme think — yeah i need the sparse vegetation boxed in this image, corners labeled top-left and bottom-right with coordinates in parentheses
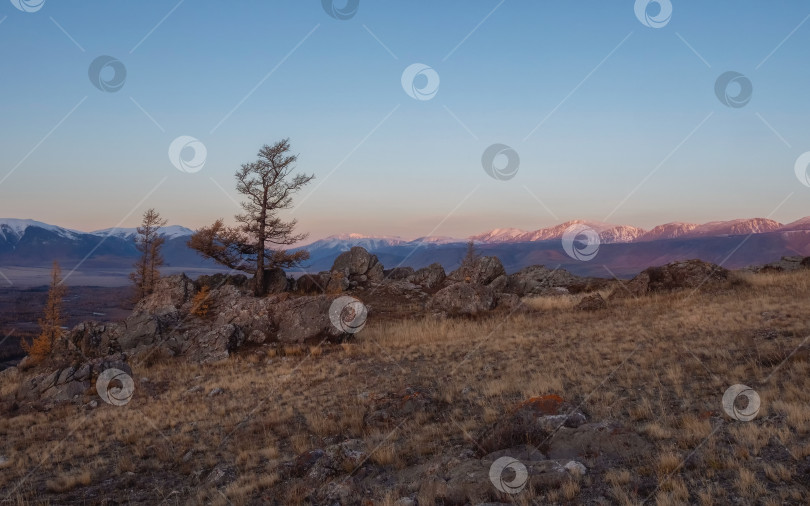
top-left (2, 269), bottom-right (810, 503)
top-left (129, 208), bottom-right (168, 301)
top-left (20, 261), bottom-right (65, 365)
top-left (190, 285), bottom-right (212, 317)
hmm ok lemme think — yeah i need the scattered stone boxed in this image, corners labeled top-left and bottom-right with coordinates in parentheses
top-left (480, 395), bottom-right (587, 453)
top-left (611, 259), bottom-right (733, 299)
top-left (564, 460), bottom-right (587, 476)
top-left (292, 449), bottom-right (324, 477)
top-left (575, 293), bottom-right (607, 311)
top-left (207, 387), bottom-right (224, 397)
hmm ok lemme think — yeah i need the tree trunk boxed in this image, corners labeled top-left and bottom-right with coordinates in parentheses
top-left (254, 190), bottom-right (268, 296)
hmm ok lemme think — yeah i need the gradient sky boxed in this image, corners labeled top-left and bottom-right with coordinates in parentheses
top-left (0, 0), bottom-right (809, 242)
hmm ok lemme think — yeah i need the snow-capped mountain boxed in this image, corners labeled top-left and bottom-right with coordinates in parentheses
top-left (0, 218), bottom-right (81, 241)
top-left (637, 222), bottom-right (698, 242)
top-left (303, 233), bottom-right (407, 251)
top-left (90, 225), bottom-right (195, 240)
top-left (469, 228), bottom-right (528, 243)
top-left (468, 218), bottom-right (799, 245)
top-left (780, 216), bottom-right (810, 232)
top-left (409, 236), bottom-right (463, 245)
top-left (502, 220), bottom-right (646, 244)
top-left (2, 216), bottom-right (810, 286)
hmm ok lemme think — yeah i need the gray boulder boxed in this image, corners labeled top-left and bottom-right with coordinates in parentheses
top-left (263, 267), bottom-right (289, 294)
top-left (448, 256), bottom-right (505, 285)
top-left (332, 247), bottom-right (372, 275)
top-left (386, 267), bottom-right (415, 280)
top-left (407, 263), bottom-right (446, 290)
top-left (494, 292), bottom-right (522, 311)
top-left (271, 295), bottom-right (343, 343)
top-left (429, 283), bottom-right (496, 316)
top-left (297, 272), bottom-right (330, 294)
top-left (611, 259), bottom-right (732, 299)
top-left (330, 247), bottom-right (384, 287)
top-left (366, 259), bottom-right (384, 282)
top-left (575, 293), bottom-right (607, 311)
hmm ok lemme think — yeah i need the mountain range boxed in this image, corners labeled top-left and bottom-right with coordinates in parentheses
top-left (1, 217), bottom-right (809, 286)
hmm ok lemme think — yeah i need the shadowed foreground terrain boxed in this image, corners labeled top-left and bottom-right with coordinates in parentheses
top-left (1, 269), bottom-right (809, 504)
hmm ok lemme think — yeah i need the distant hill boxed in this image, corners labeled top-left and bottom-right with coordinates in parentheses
top-left (1, 217), bottom-right (809, 286)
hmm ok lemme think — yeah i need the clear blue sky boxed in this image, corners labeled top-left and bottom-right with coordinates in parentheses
top-left (1, 0), bottom-right (808, 241)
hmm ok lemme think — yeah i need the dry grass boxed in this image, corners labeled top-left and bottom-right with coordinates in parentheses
top-left (1, 269), bottom-right (810, 503)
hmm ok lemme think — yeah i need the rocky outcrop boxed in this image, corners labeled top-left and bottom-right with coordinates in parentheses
top-left (180, 324), bottom-right (245, 364)
top-left (429, 283), bottom-right (496, 316)
top-left (747, 256), bottom-right (810, 273)
top-left (611, 259), bottom-right (733, 299)
top-left (385, 267), bottom-right (414, 280)
top-left (70, 321), bottom-right (124, 358)
top-left (504, 265), bottom-right (585, 296)
top-left (16, 356), bottom-right (130, 403)
top-left (406, 263), bottom-right (446, 290)
top-left (448, 256), bottom-right (505, 285)
top-left (442, 446), bottom-right (580, 503)
top-left (133, 274), bottom-right (195, 317)
top-left (296, 272), bottom-right (330, 294)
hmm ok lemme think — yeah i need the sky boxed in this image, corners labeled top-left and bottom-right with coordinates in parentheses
top-left (0, 0), bottom-right (809, 242)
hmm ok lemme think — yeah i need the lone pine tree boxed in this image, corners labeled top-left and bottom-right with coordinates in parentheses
top-left (188, 139), bottom-right (314, 296)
